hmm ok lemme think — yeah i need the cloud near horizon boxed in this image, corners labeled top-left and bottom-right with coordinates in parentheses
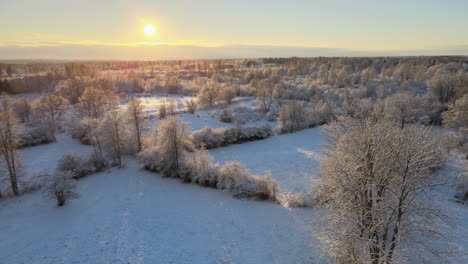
top-left (1, 41), bottom-right (468, 61)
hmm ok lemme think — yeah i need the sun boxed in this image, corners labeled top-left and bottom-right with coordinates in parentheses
top-left (144, 24), bottom-right (156, 36)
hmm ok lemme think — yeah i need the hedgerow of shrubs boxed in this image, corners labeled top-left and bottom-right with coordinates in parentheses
top-left (191, 125), bottom-right (273, 149)
top-left (139, 149), bottom-right (280, 201)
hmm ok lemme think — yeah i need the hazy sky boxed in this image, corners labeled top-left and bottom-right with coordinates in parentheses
top-left (1, 0), bottom-right (468, 59)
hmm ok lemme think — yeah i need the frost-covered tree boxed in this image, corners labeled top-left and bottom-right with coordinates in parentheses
top-left (429, 73), bottom-right (459, 104)
top-left (32, 94), bottom-right (69, 137)
top-left (98, 110), bottom-right (127, 168)
top-left (383, 92), bottom-right (428, 128)
top-left (277, 100), bottom-right (308, 133)
top-left (156, 116), bottom-right (192, 176)
top-left (254, 80), bottom-right (276, 112)
top-left (80, 117), bottom-right (105, 169)
top-left (158, 98), bottom-right (177, 119)
top-left (219, 85), bottom-right (236, 105)
top-left (126, 97), bottom-right (146, 152)
top-left (75, 86), bottom-right (118, 119)
top-left (443, 94), bottom-right (468, 132)
top-left (198, 82), bottom-right (219, 107)
top-left (13, 97), bottom-right (32, 124)
top-left (318, 120), bottom-right (447, 264)
top-left (0, 95), bottom-right (21, 195)
top-left (43, 170), bottom-right (79, 207)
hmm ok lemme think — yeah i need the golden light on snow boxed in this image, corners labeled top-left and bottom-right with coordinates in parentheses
top-left (144, 24), bottom-right (156, 36)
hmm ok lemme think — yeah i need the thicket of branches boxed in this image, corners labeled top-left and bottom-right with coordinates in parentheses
top-left (317, 119), bottom-right (449, 263)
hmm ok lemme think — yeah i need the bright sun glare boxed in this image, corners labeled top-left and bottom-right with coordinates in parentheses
top-left (144, 24), bottom-right (156, 36)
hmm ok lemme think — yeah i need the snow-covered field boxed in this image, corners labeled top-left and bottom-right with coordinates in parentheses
top-left (0, 158), bottom-right (324, 264)
top-left (210, 128), bottom-right (324, 193)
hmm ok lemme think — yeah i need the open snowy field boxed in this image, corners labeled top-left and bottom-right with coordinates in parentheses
top-left (121, 94), bottom-right (263, 133)
top-left (210, 128), bottom-right (324, 193)
top-left (0, 159), bottom-right (324, 264)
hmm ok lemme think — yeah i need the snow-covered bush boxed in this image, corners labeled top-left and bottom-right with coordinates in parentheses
top-left (70, 119), bottom-right (90, 144)
top-left (230, 105), bottom-right (263, 124)
top-left (277, 192), bottom-right (314, 208)
top-left (185, 98), bottom-right (198, 114)
top-left (265, 103), bottom-right (279, 121)
top-left (183, 150), bottom-right (219, 186)
top-left (192, 125), bottom-right (273, 149)
top-left (138, 146), bottom-right (163, 172)
top-left (43, 170), bottom-right (79, 207)
top-left (218, 161), bottom-right (278, 200)
top-left (219, 108), bottom-right (233, 123)
top-left (56, 154), bottom-right (93, 179)
top-left (236, 125), bottom-right (273, 142)
top-left (16, 124), bottom-right (55, 148)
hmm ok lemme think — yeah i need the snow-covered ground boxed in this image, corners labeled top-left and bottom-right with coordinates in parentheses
top-left (0, 134), bottom-right (92, 194)
top-left (21, 134), bottom-right (91, 176)
top-left (210, 128), bottom-right (324, 193)
top-left (123, 94), bottom-right (261, 132)
top-left (0, 159), bottom-right (324, 264)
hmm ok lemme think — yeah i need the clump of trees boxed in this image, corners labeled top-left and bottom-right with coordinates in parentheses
top-left (32, 94), bottom-right (70, 139)
top-left (317, 119), bottom-right (448, 263)
top-left (142, 116), bottom-right (192, 177)
top-left (277, 100), bottom-right (333, 134)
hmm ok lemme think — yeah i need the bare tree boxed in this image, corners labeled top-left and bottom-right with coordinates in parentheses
top-left (0, 95), bottom-right (21, 195)
top-left (126, 97), bottom-right (146, 152)
top-left (43, 170), bottom-right (79, 207)
top-left (156, 116), bottom-right (192, 176)
top-left (317, 120), bottom-right (447, 264)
